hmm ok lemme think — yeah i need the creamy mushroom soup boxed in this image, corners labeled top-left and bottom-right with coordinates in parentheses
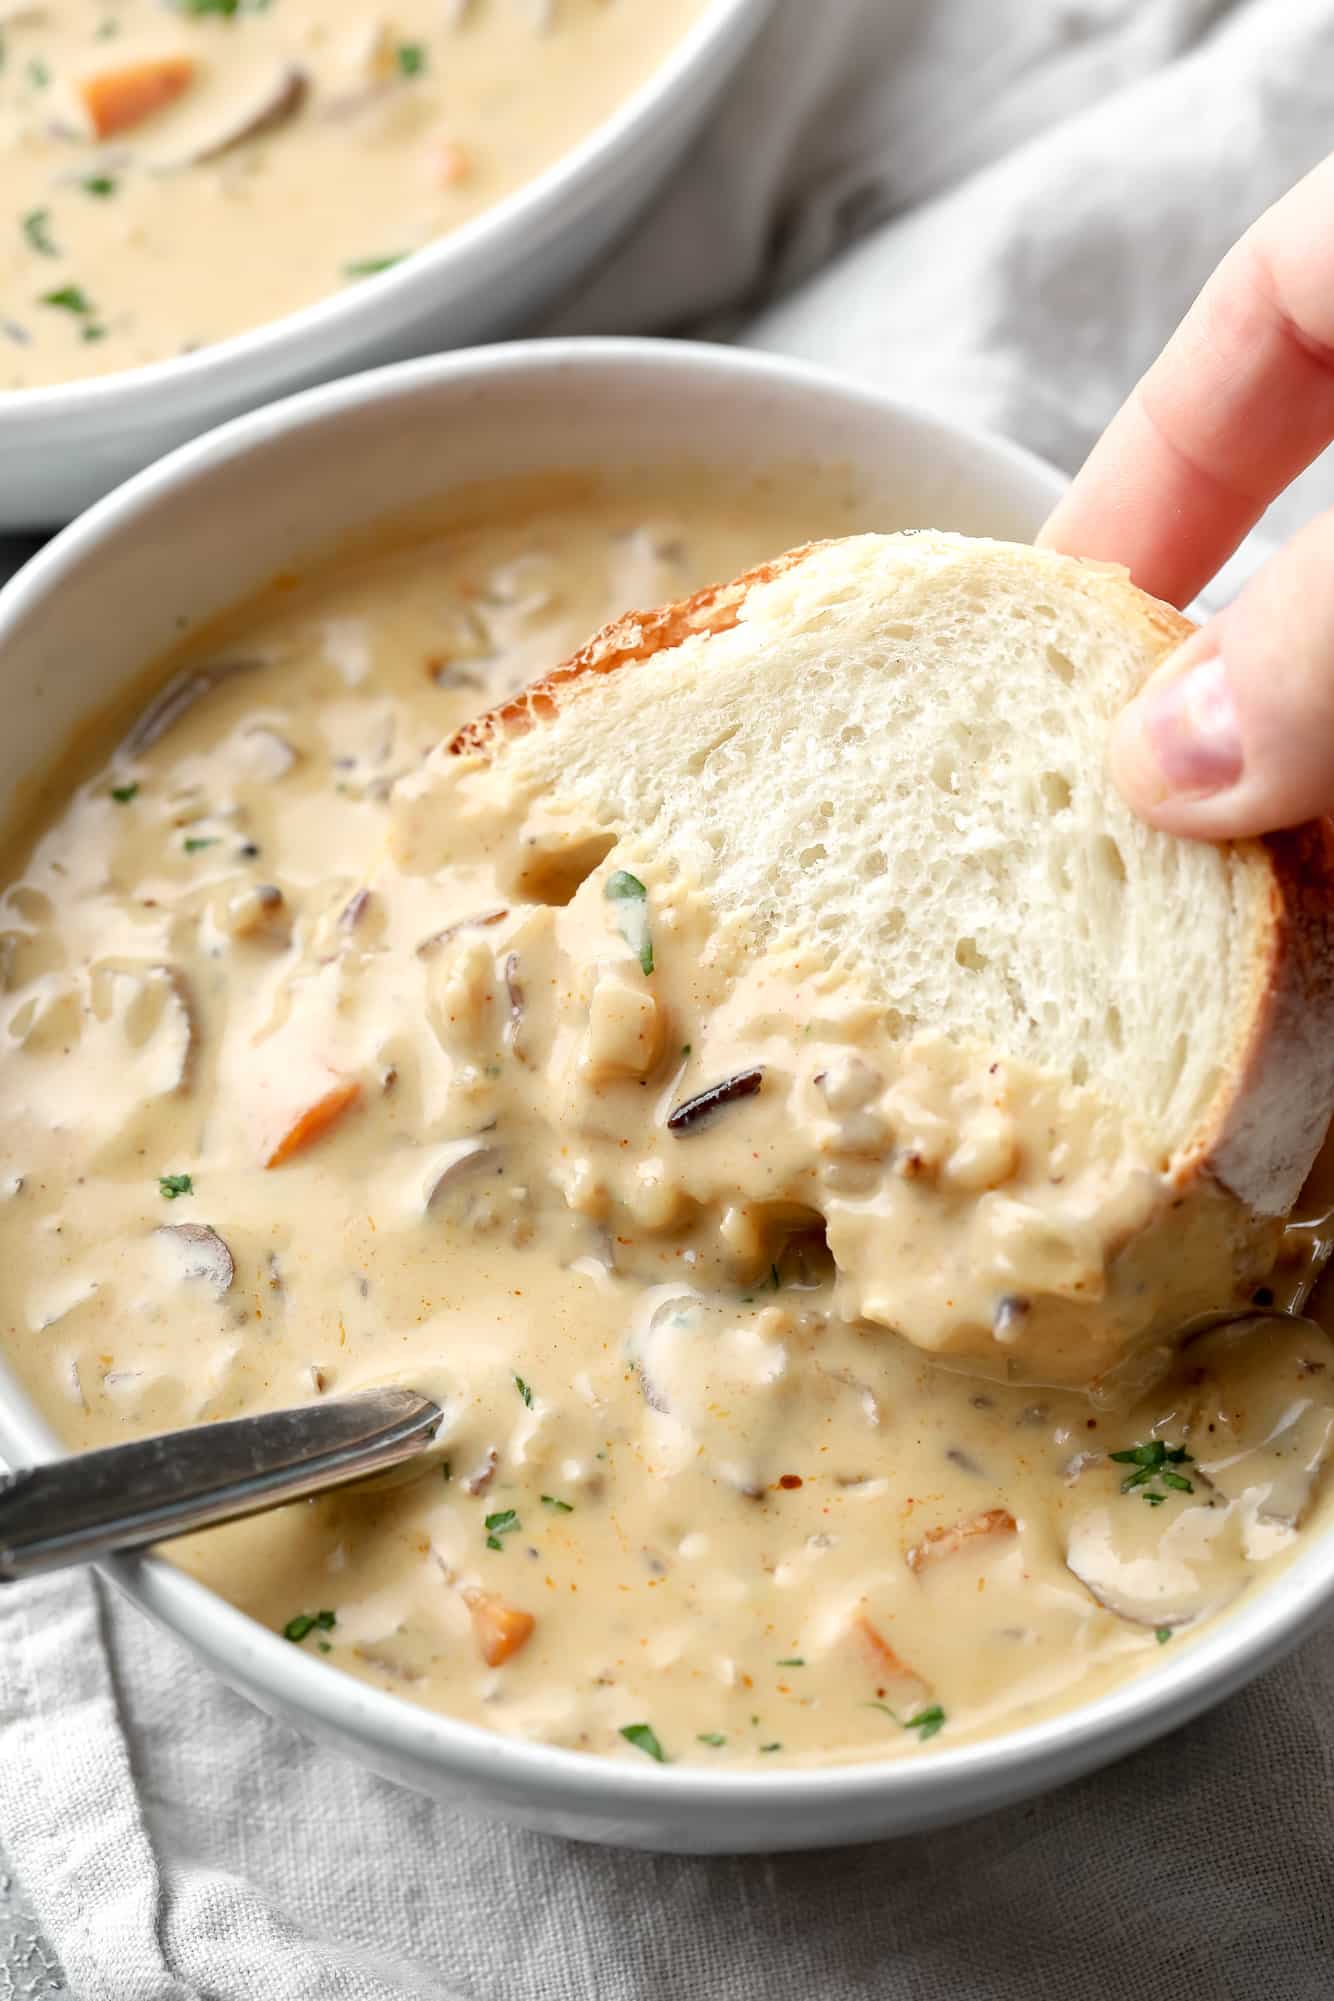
top-left (0, 0), bottom-right (704, 388)
top-left (2, 472), bottom-right (1333, 1770)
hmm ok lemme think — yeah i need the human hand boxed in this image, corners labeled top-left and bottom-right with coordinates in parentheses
top-left (1038, 153), bottom-right (1334, 840)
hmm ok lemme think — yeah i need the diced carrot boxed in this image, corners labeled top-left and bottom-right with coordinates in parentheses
top-left (905, 1507), bottom-right (1018, 1574)
top-left (264, 1079), bottom-right (361, 1169)
top-left (466, 1590), bottom-right (535, 1667)
top-left (78, 56), bottom-right (195, 140)
top-left (849, 1613), bottom-right (933, 1710)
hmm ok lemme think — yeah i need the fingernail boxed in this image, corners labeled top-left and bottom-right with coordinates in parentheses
top-left (1112, 649), bottom-right (1242, 803)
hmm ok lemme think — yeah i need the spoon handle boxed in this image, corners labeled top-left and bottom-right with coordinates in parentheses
top-left (0, 1388), bottom-right (442, 1581)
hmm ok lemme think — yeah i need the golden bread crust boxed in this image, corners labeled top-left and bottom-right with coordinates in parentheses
top-left (448, 535), bottom-right (1334, 1223)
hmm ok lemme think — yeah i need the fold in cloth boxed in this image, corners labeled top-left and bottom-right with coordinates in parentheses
top-left (3, 1567), bottom-right (1334, 1999)
top-left (5, 2), bottom-right (1334, 1995)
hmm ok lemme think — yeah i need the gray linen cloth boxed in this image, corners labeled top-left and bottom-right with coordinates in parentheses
top-left (5, 2), bottom-right (1334, 1994)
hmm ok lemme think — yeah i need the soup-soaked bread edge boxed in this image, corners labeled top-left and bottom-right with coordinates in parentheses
top-left (450, 532), bottom-right (1334, 1225)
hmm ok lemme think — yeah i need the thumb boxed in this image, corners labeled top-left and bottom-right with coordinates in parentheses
top-left (1110, 507), bottom-right (1334, 840)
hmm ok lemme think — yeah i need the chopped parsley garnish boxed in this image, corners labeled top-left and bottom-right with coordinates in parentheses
top-left (759, 1743), bottom-right (783, 1754)
top-left (40, 284), bottom-right (93, 316)
top-left (110, 781), bottom-right (139, 804)
top-left (440, 1459), bottom-right (452, 1482)
top-left (605, 869), bottom-right (653, 975)
top-left (27, 56), bottom-right (49, 87)
top-left (1109, 1439), bottom-right (1194, 1507)
top-left (317, 1640), bottom-right (332, 1653)
top-left (514, 1374), bottom-right (533, 1407)
top-left (770, 1264), bottom-right (782, 1290)
top-left (867, 1700), bottom-right (947, 1741)
top-left (484, 1508), bottom-right (519, 1550)
top-left (1155, 1627), bottom-right (1173, 1645)
top-left (158, 1173), bottom-right (193, 1199)
top-left (681, 1043), bottom-right (691, 1057)
top-left (776, 1657), bottom-right (805, 1667)
top-left (283, 1608), bottom-right (335, 1644)
top-left (171, 0), bottom-right (241, 15)
top-left (343, 254), bottom-right (406, 278)
top-left (620, 1722), bottom-right (666, 1763)
top-left (183, 835), bottom-right (218, 852)
top-left (22, 210), bottom-right (57, 257)
top-left (82, 175), bottom-right (118, 197)
top-left (540, 1494), bottom-right (573, 1513)
top-left (697, 1732), bottom-right (726, 1747)
top-left (395, 40), bottom-right (426, 74)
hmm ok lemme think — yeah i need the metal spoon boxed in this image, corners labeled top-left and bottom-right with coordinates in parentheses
top-left (0, 1387), bottom-right (442, 1582)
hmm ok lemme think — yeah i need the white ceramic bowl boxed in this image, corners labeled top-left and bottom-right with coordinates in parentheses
top-left (4, 339), bottom-right (1332, 1854)
top-left (0, 0), bottom-right (769, 531)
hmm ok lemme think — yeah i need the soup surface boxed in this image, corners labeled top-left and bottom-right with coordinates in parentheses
top-left (0, 0), bottom-right (704, 389)
top-left (2, 472), bottom-right (1333, 1770)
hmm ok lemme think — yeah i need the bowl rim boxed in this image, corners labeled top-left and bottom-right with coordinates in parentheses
top-left (3, 333), bottom-right (1331, 1827)
top-left (0, 0), bottom-right (769, 422)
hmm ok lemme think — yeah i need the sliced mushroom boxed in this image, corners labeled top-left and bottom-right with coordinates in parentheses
top-left (626, 1285), bottom-right (798, 1484)
top-left (422, 1136), bottom-right (494, 1211)
top-left (634, 1361), bottom-right (670, 1416)
top-left (1179, 1313), bottom-right (1334, 1530)
top-left (339, 887), bottom-right (373, 931)
top-left (86, 959), bottom-right (197, 1095)
top-left (156, 964), bottom-right (199, 1092)
top-left (1065, 1501), bottom-right (1236, 1630)
top-left (124, 660), bottom-right (257, 754)
top-left (503, 951), bottom-right (530, 1066)
top-left (148, 64), bottom-right (306, 171)
top-left (154, 1223), bottom-right (235, 1295)
top-left (426, 600), bottom-right (495, 686)
top-left (626, 1284), bottom-right (705, 1418)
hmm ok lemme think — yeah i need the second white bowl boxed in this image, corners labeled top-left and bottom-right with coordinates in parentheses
top-left (0, 0), bottom-right (769, 530)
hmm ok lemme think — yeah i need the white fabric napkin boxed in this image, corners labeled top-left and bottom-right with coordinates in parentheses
top-left (5, 2), bottom-right (1334, 1993)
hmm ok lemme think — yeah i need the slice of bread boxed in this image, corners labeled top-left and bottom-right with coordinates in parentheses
top-left (422, 532), bottom-right (1334, 1384)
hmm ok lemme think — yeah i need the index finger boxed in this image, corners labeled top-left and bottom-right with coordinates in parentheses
top-left (1037, 152), bottom-right (1334, 609)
